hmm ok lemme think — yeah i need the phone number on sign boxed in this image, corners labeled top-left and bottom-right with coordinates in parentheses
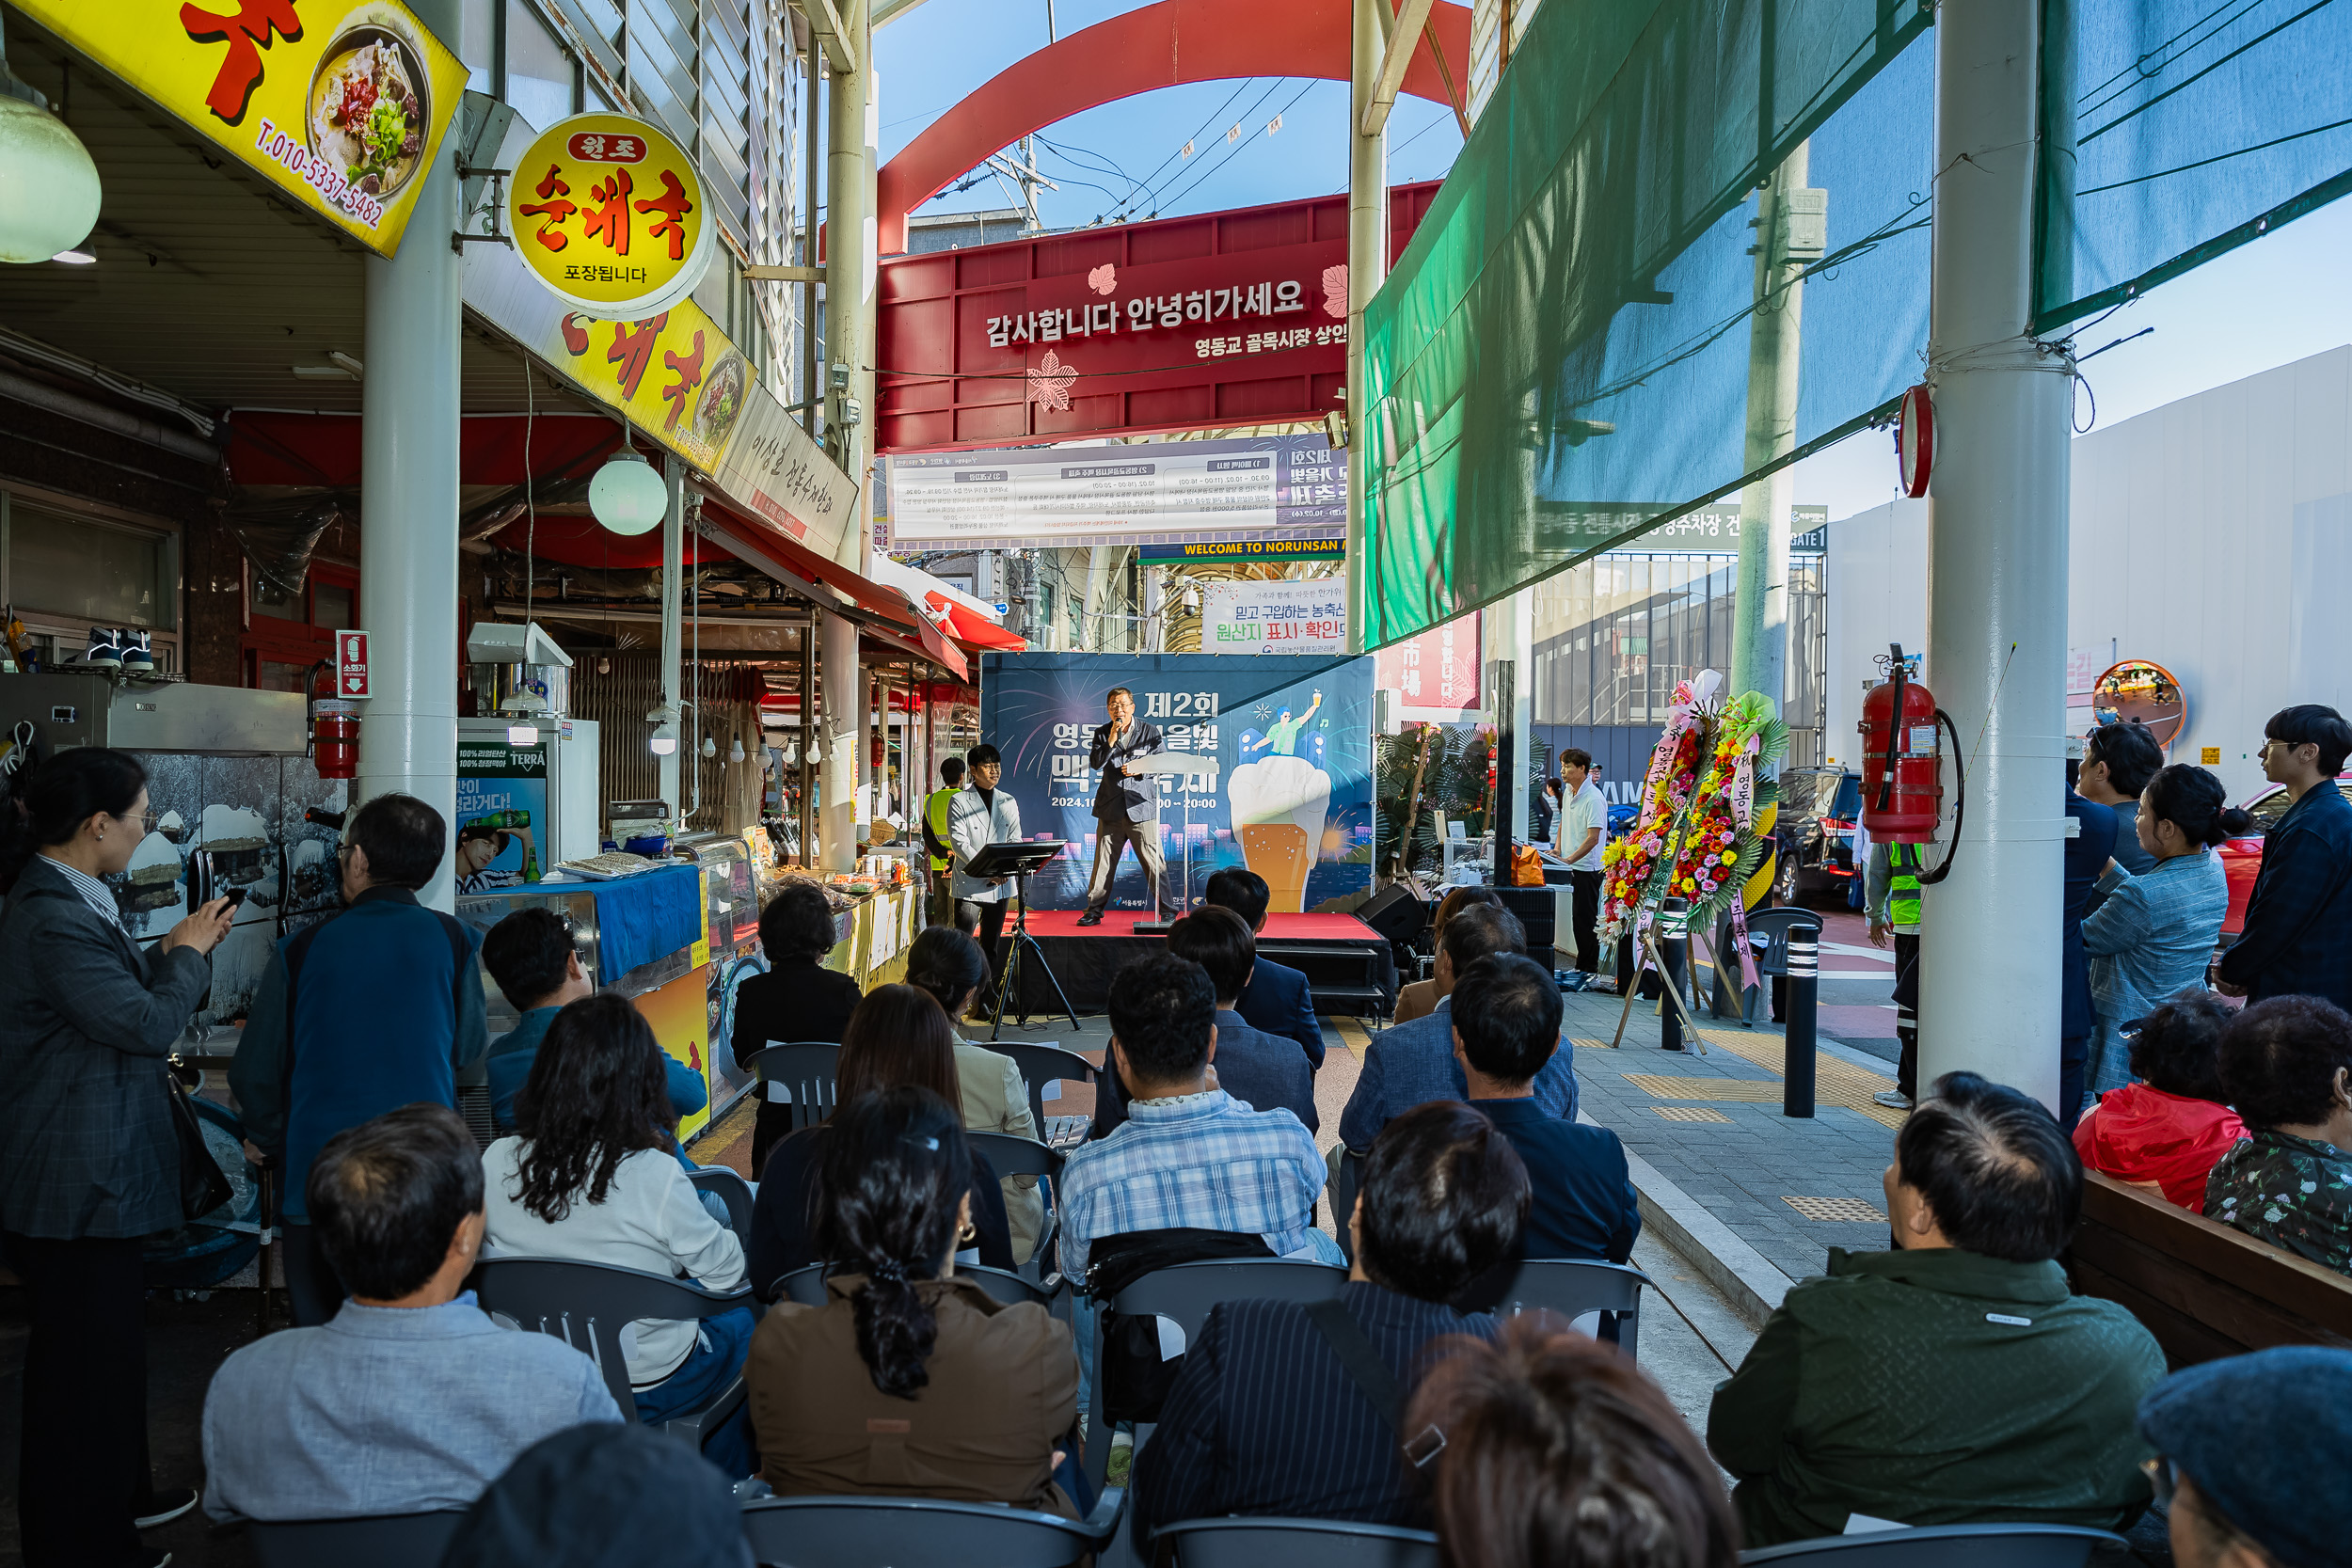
top-left (253, 118), bottom-right (387, 229)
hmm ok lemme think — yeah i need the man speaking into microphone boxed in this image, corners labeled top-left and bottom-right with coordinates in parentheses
top-left (1078, 686), bottom-right (1166, 927)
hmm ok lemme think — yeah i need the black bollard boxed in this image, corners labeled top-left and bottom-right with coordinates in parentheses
top-left (1783, 927), bottom-right (1819, 1117)
top-left (1660, 899), bottom-right (1689, 1053)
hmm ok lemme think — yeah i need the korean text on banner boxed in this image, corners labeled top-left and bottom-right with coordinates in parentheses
top-left (1201, 576), bottom-right (1348, 656)
top-left (20, 0), bottom-right (469, 258)
top-left (1375, 620), bottom-right (1481, 722)
top-left (506, 113), bottom-right (718, 320)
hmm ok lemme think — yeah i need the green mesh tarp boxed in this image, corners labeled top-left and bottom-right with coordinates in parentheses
top-left (1359, 0), bottom-right (1932, 649)
top-left (2034, 0), bottom-right (2352, 331)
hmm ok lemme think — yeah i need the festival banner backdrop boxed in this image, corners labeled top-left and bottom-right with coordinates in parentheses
top-left (978, 652), bottom-right (1375, 913)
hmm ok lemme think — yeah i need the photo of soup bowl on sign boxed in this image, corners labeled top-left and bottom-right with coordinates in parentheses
top-left (307, 6), bottom-right (432, 201)
top-left (695, 353), bottom-right (750, 446)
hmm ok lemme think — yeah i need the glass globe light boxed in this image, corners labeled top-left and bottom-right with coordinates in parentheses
top-left (700, 734), bottom-right (718, 759)
top-left (0, 94), bottom-right (102, 266)
top-left (589, 447), bottom-right (667, 535)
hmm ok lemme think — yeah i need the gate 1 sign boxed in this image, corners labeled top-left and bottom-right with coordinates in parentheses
top-left (336, 631), bottom-right (370, 698)
top-left (1202, 576), bottom-right (1346, 654)
top-left (978, 652), bottom-right (1375, 913)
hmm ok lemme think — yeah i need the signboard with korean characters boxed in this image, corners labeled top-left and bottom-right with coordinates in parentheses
top-left (19, 0), bottom-right (469, 257)
top-left (1201, 575), bottom-right (1348, 656)
top-left (504, 113), bottom-right (718, 318)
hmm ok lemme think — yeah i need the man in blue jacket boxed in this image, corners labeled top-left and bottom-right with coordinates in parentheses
top-left (231, 793), bottom-right (488, 1326)
top-left (2218, 704), bottom-right (2352, 1013)
top-left (1207, 866), bottom-right (1325, 1068)
top-left (2062, 773), bottom-right (2119, 1129)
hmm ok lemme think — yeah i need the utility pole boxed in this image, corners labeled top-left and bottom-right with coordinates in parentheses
top-left (1729, 144), bottom-right (1824, 709)
top-left (1917, 0), bottom-right (2072, 1111)
top-left (1343, 0), bottom-right (1389, 655)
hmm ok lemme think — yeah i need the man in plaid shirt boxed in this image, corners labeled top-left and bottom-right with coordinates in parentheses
top-left (1059, 952), bottom-right (1338, 1278)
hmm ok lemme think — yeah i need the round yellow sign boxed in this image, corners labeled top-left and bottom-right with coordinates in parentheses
top-left (505, 112), bottom-right (716, 319)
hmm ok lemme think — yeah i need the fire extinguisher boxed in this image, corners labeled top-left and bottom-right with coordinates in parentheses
top-left (311, 698), bottom-right (360, 781)
top-left (1855, 642), bottom-right (1966, 883)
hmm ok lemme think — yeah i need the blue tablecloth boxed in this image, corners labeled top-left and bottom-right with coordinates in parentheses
top-left (587, 863), bottom-right (705, 979)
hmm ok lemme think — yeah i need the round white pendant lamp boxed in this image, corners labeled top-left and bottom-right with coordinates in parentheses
top-left (0, 87), bottom-right (101, 265)
top-left (590, 445), bottom-right (668, 536)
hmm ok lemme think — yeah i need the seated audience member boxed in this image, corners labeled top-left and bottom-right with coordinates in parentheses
top-left (1206, 866), bottom-right (1325, 1066)
top-left (1451, 953), bottom-right (1638, 1262)
top-left (2208, 995), bottom-right (2352, 1275)
top-left (439, 1423), bottom-right (753, 1568)
top-left (202, 1105), bottom-right (619, 1521)
top-left (1708, 1071), bottom-right (2166, 1546)
top-left (1059, 952), bottom-right (1335, 1278)
top-left (906, 924), bottom-right (1047, 1262)
top-left (733, 882), bottom-right (865, 1178)
top-left (1095, 907), bottom-right (1318, 1135)
top-left (1412, 1320), bottom-right (1740, 1568)
top-left (747, 1087), bottom-right (1080, 1514)
top-left (2072, 990), bottom-right (2245, 1212)
top-left (480, 994), bottom-right (752, 1427)
top-left (747, 984), bottom-right (1016, 1292)
top-left (1393, 886), bottom-right (1502, 1025)
top-left (480, 908), bottom-right (708, 1143)
top-left (2136, 1345), bottom-right (2352, 1568)
top-left (1134, 1101), bottom-right (1527, 1534)
top-left (1340, 905), bottom-right (1578, 1151)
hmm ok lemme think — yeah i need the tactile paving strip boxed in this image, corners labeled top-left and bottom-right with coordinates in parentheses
top-left (1651, 1106), bottom-right (1735, 1124)
top-left (1623, 1074), bottom-right (1784, 1101)
top-left (1782, 1195), bottom-right (1888, 1224)
top-left (1699, 1030), bottom-right (1909, 1130)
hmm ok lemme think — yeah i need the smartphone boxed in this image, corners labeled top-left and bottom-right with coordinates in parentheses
top-left (222, 887), bottom-right (248, 910)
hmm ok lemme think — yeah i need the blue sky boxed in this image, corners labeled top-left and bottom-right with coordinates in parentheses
top-left (869, 1), bottom-right (2352, 521)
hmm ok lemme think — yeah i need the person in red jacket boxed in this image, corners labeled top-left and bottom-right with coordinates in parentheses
top-left (2073, 990), bottom-right (2245, 1212)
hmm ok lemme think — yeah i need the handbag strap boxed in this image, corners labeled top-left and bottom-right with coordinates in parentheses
top-left (1303, 1297), bottom-right (1450, 1469)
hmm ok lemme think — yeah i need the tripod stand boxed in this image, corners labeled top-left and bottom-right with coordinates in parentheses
top-left (964, 839), bottom-right (1077, 1038)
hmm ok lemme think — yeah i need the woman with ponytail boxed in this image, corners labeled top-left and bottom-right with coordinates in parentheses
top-left (2081, 763), bottom-right (2244, 1101)
top-left (0, 746), bottom-right (236, 1566)
top-left (746, 1085), bottom-right (1079, 1515)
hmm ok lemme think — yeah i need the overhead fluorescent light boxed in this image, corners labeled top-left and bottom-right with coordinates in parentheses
top-left (326, 350), bottom-right (364, 377)
top-left (51, 248), bottom-right (95, 264)
top-left (292, 364), bottom-right (355, 380)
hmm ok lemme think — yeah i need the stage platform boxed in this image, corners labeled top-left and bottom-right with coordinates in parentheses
top-left (1001, 910), bottom-right (1400, 1020)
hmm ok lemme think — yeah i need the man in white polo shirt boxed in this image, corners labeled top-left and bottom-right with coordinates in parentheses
top-left (1557, 749), bottom-right (1608, 983)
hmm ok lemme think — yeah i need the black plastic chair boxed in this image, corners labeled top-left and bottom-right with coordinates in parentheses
top-left (246, 1510), bottom-right (467, 1568)
top-left (740, 1488), bottom-right (1125, 1568)
top-left (990, 1042), bottom-right (1102, 1148)
top-left (771, 1260), bottom-right (1057, 1311)
top-left (1740, 1525), bottom-right (2128, 1566)
top-left (968, 1131), bottom-right (1067, 1282)
top-left (751, 1041), bottom-right (842, 1132)
top-left (469, 1257), bottom-right (755, 1449)
top-left (688, 1165), bottom-right (756, 1236)
top-left (1157, 1516), bottom-right (1439, 1568)
top-left (1328, 1149), bottom-right (1367, 1263)
top-left (1732, 907), bottom-right (1823, 1026)
top-left (1084, 1258), bottom-right (1350, 1488)
top-left (1452, 1258), bottom-right (1650, 1357)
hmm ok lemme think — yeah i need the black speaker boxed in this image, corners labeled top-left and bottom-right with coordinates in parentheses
top-left (1356, 882), bottom-right (1429, 971)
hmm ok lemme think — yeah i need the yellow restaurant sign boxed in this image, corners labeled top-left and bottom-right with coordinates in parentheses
top-left (505, 113), bottom-right (716, 319)
top-left (18, 0), bottom-right (469, 259)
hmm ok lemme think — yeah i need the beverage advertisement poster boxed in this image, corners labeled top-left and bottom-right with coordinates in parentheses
top-left (454, 739), bottom-right (548, 895)
top-left (978, 652), bottom-right (1375, 913)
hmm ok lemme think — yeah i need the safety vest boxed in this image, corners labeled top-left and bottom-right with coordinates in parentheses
top-left (924, 785), bottom-right (959, 872)
top-left (1889, 843), bottom-right (1923, 933)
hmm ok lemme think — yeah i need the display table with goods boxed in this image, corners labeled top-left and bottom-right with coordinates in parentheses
top-left (1597, 672), bottom-right (1788, 1050)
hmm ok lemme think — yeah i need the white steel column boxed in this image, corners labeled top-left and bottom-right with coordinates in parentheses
top-left (657, 458), bottom-right (685, 819)
top-left (1343, 0), bottom-right (1389, 654)
top-left (357, 0), bottom-right (462, 911)
top-left (819, 610), bottom-right (859, 871)
top-left (1917, 0), bottom-right (2072, 1110)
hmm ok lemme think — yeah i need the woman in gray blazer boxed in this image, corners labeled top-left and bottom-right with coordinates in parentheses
top-left (0, 747), bottom-right (231, 1568)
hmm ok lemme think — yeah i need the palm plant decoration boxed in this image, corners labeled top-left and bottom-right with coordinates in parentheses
top-left (1374, 723), bottom-right (1493, 879)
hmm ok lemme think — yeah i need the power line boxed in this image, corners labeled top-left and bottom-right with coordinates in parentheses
top-left (1114, 77), bottom-right (1262, 218)
top-left (1154, 78), bottom-right (1316, 215)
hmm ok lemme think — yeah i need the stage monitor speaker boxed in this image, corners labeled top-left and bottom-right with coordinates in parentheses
top-left (1356, 882), bottom-right (1428, 969)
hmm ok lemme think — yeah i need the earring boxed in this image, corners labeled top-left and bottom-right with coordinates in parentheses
top-left (957, 1220), bottom-right (978, 1244)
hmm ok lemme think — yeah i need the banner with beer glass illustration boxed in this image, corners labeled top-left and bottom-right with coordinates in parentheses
top-left (977, 653), bottom-right (1375, 914)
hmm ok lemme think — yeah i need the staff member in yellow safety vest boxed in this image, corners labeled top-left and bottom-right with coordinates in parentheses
top-left (1867, 840), bottom-right (1924, 1110)
top-left (921, 756), bottom-right (966, 927)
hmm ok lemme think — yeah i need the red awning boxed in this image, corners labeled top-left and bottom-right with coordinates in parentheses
top-left (224, 410), bottom-right (619, 487)
top-left (921, 590), bottom-right (1026, 652)
top-left (484, 515), bottom-right (729, 570)
top-left (697, 496), bottom-right (969, 682)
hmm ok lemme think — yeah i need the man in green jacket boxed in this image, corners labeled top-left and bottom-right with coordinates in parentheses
top-left (1708, 1071), bottom-right (2166, 1547)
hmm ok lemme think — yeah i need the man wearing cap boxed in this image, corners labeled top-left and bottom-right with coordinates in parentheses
top-left (2137, 1346), bottom-right (2352, 1568)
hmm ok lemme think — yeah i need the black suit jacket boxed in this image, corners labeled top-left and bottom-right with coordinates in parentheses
top-left (1094, 1009), bottom-right (1318, 1137)
top-left (1477, 1098), bottom-right (1640, 1263)
top-left (1132, 1282), bottom-right (1499, 1534)
top-left (2219, 782), bottom-right (2352, 1011)
top-left (1089, 719), bottom-right (1165, 824)
top-left (1237, 955), bottom-right (1323, 1069)
top-left (735, 958), bottom-right (865, 1180)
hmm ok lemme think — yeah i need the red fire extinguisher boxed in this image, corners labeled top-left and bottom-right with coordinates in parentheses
top-left (312, 699), bottom-right (360, 781)
top-left (1856, 642), bottom-right (1964, 879)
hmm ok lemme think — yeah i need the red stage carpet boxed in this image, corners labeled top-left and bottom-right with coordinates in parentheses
top-left (998, 908), bottom-right (1398, 1018)
top-left (1015, 911), bottom-right (1381, 941)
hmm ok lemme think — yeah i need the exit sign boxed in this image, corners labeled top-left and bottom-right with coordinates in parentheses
top-left (336, 631), bottom-right (371, 697)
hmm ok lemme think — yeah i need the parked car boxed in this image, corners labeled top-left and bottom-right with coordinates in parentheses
top-left (1774, 767), bottom-right (1863, 905)
top-left (2217, 776), bottom-right (2352, 937)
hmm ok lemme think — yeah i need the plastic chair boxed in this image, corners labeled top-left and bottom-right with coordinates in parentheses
top-left (990, 1041), bottom-right (1102, 1148)
top-left (688, 1165), bottom-right (756, 1236)
top-left (469, 1257), bottom-right (755, 1449)
top-left (1453, 1258), bottom-right (1650, 1357)
top-left (1739, 1525), bottom-right (2128, 1567)
top-left (1733, 907), bottom-right (1823, 1026)
top-left (1084, 1258), bottom-right (1350, 1487)
top-left (968, 1131), bottom-right (1068, 1282)
top-left (246, 1510), bottom-right (467, 1568)
top-left (740, 1488), bottom-right (1126, 1568)
top-left (771, 1260), bottom-right (1057, 1312)
top-left (1157, 1517), bottom-right (1439, 1568)
top-left (1328, 1149), bottom-right (1366, 1264)
top-left (751, 1041), bottom-right (842, 1132)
